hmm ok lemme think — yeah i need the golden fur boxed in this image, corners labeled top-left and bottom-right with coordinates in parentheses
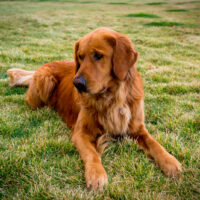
top-left (7, 28), bottom-right (182, 190)
top-left (7, 68), bottom-right (34, 87)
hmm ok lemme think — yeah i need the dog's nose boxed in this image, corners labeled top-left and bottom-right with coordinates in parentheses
top-left (73, 76), bottom-right (87, 92)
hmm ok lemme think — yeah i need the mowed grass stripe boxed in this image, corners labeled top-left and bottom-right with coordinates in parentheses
top-left (145, 21), bottom-right (184, 27)
top-left (125, 13), bottom-right (160, 18)
top-left (165, 9), bottom-right (189, 12)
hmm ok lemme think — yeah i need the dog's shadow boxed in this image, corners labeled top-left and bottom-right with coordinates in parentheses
top-left (5, 85), bottom-right (28, 96)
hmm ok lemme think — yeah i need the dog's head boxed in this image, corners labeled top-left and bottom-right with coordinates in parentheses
top-left (73, 28), bottom-right (138, 94)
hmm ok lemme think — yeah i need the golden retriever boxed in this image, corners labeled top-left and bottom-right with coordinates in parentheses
top-left (7, 28), bottom-right (182, 190)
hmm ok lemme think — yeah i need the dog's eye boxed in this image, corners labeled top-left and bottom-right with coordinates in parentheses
top-left (78, 54), bottom-right (84, 60)
top-left (93, 52), bottom-right (103, 61)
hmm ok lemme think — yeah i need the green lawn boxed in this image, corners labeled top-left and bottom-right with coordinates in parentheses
top-left (0, 0), bottom-right (200, 199)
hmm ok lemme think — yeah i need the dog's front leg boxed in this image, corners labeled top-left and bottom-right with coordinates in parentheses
top-left (129, 124), bottom-right (182, 177)
top-left (72, 112), bottom-right (108, 190)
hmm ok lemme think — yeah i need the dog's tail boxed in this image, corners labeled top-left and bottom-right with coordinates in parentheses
top-left (7, 68), bottom-right (35, 87)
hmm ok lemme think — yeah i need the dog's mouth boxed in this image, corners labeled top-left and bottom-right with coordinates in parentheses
top-left (82, 86), bottom-right (107, 96)
top-left (99, 87), bottom-right (106, 93)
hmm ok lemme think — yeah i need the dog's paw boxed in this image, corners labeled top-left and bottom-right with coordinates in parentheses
top-left (159, 153), bottom-right (182, 177)
top-left (85, 163), bottom-right (108, 190)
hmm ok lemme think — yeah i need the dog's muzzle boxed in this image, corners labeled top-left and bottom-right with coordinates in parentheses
top-left (73, 76), bottom-right (87, 93)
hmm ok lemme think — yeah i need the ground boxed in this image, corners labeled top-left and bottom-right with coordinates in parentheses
top-left (0, 0), bottom-right (200, 199)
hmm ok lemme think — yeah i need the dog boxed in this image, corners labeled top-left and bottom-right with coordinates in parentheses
top-left (7, 28), bottom-right (182, 190)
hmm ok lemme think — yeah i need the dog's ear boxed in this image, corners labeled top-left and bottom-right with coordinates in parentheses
top-left (74, 40), bottom-right (80, 72)
top-left (106, 33), bottom-right (138, 80)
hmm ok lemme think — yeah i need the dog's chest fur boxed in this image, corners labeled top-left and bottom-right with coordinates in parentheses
top-left (98, 103), bottom-right (131, 135)
top-left (89, 83), bottom-right (131, 135)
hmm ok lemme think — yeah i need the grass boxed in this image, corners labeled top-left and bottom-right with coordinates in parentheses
top-left (146, 2), bottom-right (167, 5)
top-left (125, 13), bottom-right (160, 18)
top-left (145, 21), bottom-right (184, 27)
top-left (108, 2), bottom-right (129, 5)
top-left (175, 1), bottom-right (200, 5)
top-left (165, 9), bottom-right (188, 12)
top-left (0, 0), bottom-right (200, 199)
